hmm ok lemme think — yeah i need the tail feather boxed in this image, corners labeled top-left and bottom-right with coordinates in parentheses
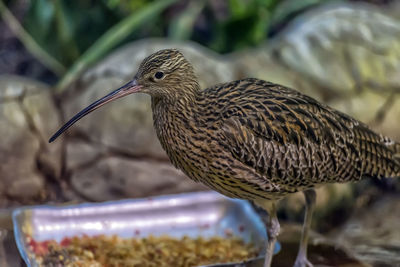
top-left (355, 128), bottom-right (400, 179)
top-left (394, 142), bottom-right (400, 158)
top-left (395, 142), bottom-right (400, 177)
top-left (355, 125), bottom-right (400, 178)
top-left (386, 140), bottom-right (400, 178)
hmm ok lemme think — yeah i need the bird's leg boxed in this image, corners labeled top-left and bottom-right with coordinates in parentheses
top-left (254, 200), bottom-right (280, 267)
top-left (294, 189), bottom-right (316, 267)
top-left (265, 203), bottom-right (279, 267)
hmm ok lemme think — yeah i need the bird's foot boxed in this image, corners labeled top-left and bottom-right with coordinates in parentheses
top-left (293, 255), bottom-right (313, 267)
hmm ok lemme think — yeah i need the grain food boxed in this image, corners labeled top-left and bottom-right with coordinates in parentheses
top-left (29, 234), bottom-right (259, 267)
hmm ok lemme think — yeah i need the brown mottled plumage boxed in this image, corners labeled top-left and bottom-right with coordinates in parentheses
top-left (50, 49), bottom-right (400, 267)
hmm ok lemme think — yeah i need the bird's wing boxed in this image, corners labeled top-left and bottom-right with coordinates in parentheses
top-left (215, 80), bottom-right (399, 188)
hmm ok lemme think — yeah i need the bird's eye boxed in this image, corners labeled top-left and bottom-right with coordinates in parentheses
top-left (154, 71), bottom-right (164, 80)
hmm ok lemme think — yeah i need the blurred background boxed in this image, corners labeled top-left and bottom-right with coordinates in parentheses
top-left (0, 0), bottom-right (399, 266)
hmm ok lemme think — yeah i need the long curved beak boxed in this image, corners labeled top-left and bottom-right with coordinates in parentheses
top-left (49, 79), bottom-right (141, 143)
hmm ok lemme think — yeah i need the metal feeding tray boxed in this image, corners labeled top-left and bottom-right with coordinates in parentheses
top-left (13, 191), bottom-right (277, 267)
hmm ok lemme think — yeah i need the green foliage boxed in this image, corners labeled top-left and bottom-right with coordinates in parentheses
top-left (3, 0), bottom-right (338, 89)
top-left (24, 0), bottom-right (119, 66)
top-left (169, 0), bottom-right (207, 40)
top-left (208, 0), bottom-right (276, 53)
top-left (56, 0), bottom-right (179, 92)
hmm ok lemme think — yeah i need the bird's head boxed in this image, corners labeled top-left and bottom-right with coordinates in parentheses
top-left (49, 49), bottom-right (199, 143)
top-left (136, 49), bottom-right (199, 98)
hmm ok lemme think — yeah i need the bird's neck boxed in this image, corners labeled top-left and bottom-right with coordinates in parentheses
top-left (151, 81), bottom-right (200, 116)
top-left (151, 88), bottom-right (200, 158)
top-left (151, 91), bottom-right (198, 127)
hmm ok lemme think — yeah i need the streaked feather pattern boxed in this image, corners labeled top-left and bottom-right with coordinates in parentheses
top-left (145, 50), bottom-right (400, 201)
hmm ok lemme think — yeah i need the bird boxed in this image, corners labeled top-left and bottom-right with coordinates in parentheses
top-left (49, 49), bottom-right (400, 267)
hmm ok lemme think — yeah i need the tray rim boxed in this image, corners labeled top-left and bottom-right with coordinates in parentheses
top-left (12, 190), bottom-right (269, 267)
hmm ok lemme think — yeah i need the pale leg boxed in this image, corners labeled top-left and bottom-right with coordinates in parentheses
top-left (254, 200), bottom-right (280, 267)
top-left (294, 189), bottom-right (316, 267)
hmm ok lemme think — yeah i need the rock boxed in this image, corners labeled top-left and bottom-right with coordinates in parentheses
top-left (22, 90), bottom-right (63, 179)
top-left (81, 38), bottom-right (235, 89)
top-left (231, 48), bottom-right (319, 98)
top-left (334, 194), bottom-right (400, 266)
top-left (0, 75), bottom-right (47, 99)
top-left (0, 84), bottom-right (42, 204)
top-left (64, 87), bottom-right (164, 158)
top-left (7, 176), bottom-right (44, 199)
top-left (271, 2), bottom-right (400, 95)
top-left (70, 156), bottom-right (207, 202)
top-left (0, 75), bottom-right (61, 206)
top-left (271, 223), bottom-right (367, 267)
top-left (66, 140), bottom-right (105, 170)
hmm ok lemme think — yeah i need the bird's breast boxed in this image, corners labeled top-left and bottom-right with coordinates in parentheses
top-left (153, 107), bottom-right (213, 181)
